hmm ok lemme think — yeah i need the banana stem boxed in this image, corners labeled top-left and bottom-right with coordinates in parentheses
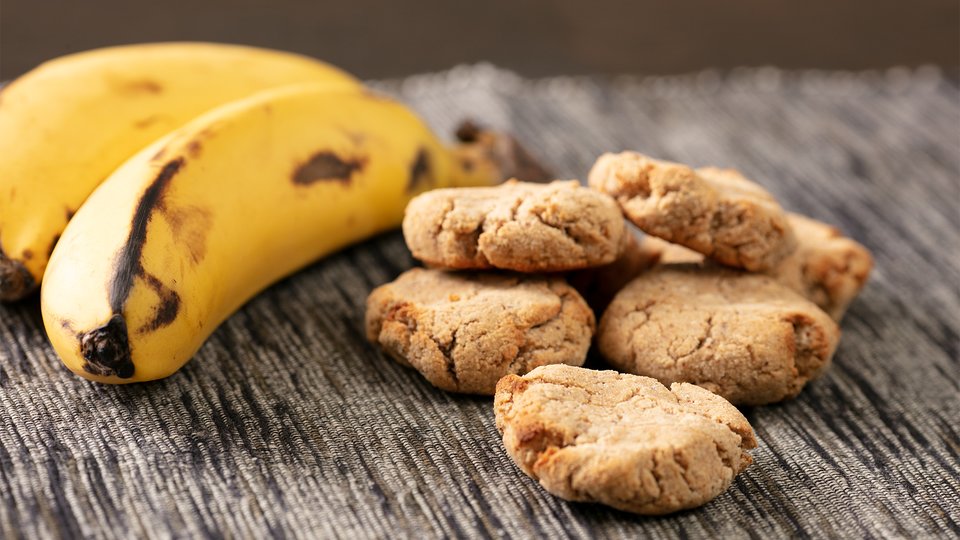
top-left (79, 314), bottom-right (135, 378)
top-left (453, 121), bottom-right (553, 185)
top-left (0, 252), bottom-right (36, 301)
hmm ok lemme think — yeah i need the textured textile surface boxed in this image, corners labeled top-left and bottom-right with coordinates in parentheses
top-left (1, 66), bottom-right (958, 539)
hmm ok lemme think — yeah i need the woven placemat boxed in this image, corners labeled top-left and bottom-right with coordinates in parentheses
top-left (1, 65), bottom-right (958, 539)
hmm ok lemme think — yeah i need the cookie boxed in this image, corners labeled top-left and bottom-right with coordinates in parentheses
top-left (588, 153), bottom-right (795, 271)
top-left (597, 266), bottom-right (840, 405)
top-left (651, 214), bottom-right (873, 321)
top-left (494, 364), bottom-right (757, 515)
top-left (365, 268), bottom-right (595, 395)
top-left (567, 232), bottom-right (663, 312)
top-left (402, 180), bottom-right (626, 272)
top-left (771, 213), bottom-right (873, 320)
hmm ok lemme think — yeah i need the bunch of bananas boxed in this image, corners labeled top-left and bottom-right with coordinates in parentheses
top-left (0, 42), bottom-right (539, 383)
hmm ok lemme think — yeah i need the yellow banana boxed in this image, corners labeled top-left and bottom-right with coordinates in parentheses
top-left (41, 83), bottom-right (540, 383)
top-left (0, 42), bottom-right (359, 300)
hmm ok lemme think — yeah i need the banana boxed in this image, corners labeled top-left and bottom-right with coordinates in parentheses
top-left (41, 83), bottom-right (544, 383)
top-left (0, 42), bottom-right (359, 301)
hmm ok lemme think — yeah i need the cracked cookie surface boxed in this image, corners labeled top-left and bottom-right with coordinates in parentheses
top-left (494, 364), bottom-right (757, 515)
top-left (597, 265), bottom-right (840, 405)
top-left (652, 213), bottom-right (873, 321)
top-left (402, 180), bottom-right (626, 272)
top-left (365, 268), bottom-right (595, 395)
top-left (588, 153), bottom-right (795, 271)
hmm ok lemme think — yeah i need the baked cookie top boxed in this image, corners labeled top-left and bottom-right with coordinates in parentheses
top-left (597, 265), bottom-right (840, 405)
top-left (365, 268), bottom-right (595, 395)
top-left (588, 153), bottom-right (795, 271)
top-left (494, 364), bottom-right (756, 515)
top-left (402, 180), bottom-right (626, 272)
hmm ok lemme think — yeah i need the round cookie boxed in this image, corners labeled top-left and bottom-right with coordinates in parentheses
top-left (588, 152), bottom-right (795, 271)
top-left (402, 180), bottom-right (626, 272)
top-left (494, 364), bottom-right (757, 515)
top-left (365, 268), bottom-right (595, 395)
top-left (597, 265), bottom-right (840, 405)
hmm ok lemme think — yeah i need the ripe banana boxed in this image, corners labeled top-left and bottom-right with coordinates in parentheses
top-left (41, 83), bottom-right (542, 383)
top-left (0, 42), bottom-right (359, 301)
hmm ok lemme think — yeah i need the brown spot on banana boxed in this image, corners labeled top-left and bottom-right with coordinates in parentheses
top-left (121, 79), bottom-right (163, 94)
top-left (186, 140), bottom-right (202, 158)
top-left (183, 127), bottom-right (219, 159)
top-left (162, 205), bottom-right (212, 265)
top-left (137, 271), bottom-right (181, 334)
top-left (293, 152), bottom-right (366, 185)
top-left (340, 130), bottom-right (367, 146)
top-left (134, 115), bottom-right (161, 129)
top-left (78, 157), bottom-right (185, 378)
top-left (407, 148), bottom-right (434, 193)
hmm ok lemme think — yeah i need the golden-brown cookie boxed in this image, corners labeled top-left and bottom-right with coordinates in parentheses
top-left (494, 365), bottom-right (757, 515)
top-left (650, 213), bottom-right (873, 321)
top-left (365, 268), bottom-right (595, 395)
top-left (588, 153), bottom-right (795, 271)
top-left (597, 266), bottom-right (840, 405)
top-left (402, 180), bottom-right (626, 272)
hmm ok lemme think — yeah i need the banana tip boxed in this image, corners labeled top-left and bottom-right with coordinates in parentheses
top-left (0, 253), bottom-right (37, 301)
top-left (79, 314), bottom-right (135, 379)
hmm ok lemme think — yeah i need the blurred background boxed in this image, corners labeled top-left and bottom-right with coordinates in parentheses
top-left (1, 0), bottom-right (958, 79)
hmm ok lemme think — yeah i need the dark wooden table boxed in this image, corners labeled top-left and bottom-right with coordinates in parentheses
top-left (0, 65), bottom-right (958, 538)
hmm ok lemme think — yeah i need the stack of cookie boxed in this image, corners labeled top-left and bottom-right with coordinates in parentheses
top-left (364, 152), bottom-right (873, 516)
top-left (366, 180), bottom-right (625, 395)
top-left (588, 152), bottom-right (873, 406)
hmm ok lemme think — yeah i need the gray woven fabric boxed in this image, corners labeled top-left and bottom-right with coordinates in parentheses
top-left (1, 65), bottom-right (958, 539)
